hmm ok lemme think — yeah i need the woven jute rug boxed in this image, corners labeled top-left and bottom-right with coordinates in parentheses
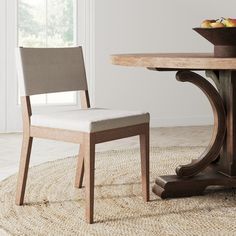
top-left (1, 146), bottom-right (236, 236)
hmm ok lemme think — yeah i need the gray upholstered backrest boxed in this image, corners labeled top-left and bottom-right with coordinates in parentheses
top-left (16, 47), bottom-right (88, 96)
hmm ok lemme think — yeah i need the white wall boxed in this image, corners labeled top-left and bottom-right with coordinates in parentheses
top-left (94, 0), bottom-right (236, 127)
top-left (0, 0), bottom-right (6, 132)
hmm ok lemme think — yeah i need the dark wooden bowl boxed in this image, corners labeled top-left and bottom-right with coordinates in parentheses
top-left (193, 27), bottom-right (236, 57)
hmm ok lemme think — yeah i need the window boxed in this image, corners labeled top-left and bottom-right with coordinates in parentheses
top-left (18, 0), bottom-right (77, 105)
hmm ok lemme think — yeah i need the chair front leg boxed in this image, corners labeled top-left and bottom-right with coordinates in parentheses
top-left (75, 144), bottom-right (85, 188)
top-left (84, 134), bottom-right (96, 224)
top-left (15, 135), bottom-right (33, 205)
top-left (139, 125), bottom-right (150, 202)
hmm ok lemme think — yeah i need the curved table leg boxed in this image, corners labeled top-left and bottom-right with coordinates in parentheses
top-left (152, 70), bottom-right (233, 199)
top-left (206, 70), bottom-right (221, 91)
top-left (175, 71), bottom-right (226, 178)
top-left (205, 70), bottom-right (222, 164)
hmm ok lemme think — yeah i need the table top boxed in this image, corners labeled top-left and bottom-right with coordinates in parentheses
top-left (111, 53), bottom-right (236, 70)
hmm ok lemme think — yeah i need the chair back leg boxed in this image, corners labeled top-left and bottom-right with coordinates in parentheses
top-left (74, 144), bottom-right (85, 188)
top-left (84, 134), bottom-right (96, 224)
top-left (16, 136), bottom-right (33, 205)
top-left (140, 126), bottom-right (150, 202)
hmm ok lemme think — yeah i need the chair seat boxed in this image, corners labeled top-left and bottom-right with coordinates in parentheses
top-left (31, 108), bottom-right (149, 133)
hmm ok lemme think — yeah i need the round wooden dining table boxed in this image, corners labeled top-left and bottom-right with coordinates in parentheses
top-left (111, 53), bottom-right (236, 199)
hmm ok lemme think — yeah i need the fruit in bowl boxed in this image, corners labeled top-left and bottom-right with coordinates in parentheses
top-left (210, 22), bottom-right (225, 28)
top-left (200, 17), bottom-right (236, 28)
top-left (223, 18), bottom-right (236, 27)
top-left (200, 19), bottom-right (215, 28)
top-left (195, 19), bottom-right (236, 57)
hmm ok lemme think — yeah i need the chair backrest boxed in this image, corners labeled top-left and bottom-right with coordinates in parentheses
top-left (16, 46), bottom-right (88, 96)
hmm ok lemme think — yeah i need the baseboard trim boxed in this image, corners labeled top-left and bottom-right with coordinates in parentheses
top-left (150, 116), bottom-right (213, 127)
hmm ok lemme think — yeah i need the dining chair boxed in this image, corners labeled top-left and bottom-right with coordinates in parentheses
top-left (15, 46), bottom-right (150, 224)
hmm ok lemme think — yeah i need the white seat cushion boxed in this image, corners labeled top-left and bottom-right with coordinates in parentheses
top-left (31, 108), bottom-right (149, 133)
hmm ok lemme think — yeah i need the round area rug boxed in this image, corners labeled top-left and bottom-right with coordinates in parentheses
top-left (1, 146), bottom-right (236, 236)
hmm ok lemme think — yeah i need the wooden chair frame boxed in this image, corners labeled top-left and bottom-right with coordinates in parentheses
top-left (16, 90), bottom-right (149, 224)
